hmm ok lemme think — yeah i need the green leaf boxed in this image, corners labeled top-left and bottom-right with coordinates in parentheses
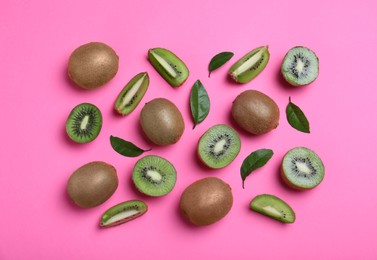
top-left (208, 52), bottom-right (234, 77)
top-left (286, 97), bottom-right (310, 133)
top-left (241, 149), bottom-right (274, 189)
top-left (190, 80), bottom-right (210, 129)
top-left (110, 136), bottom-right (151, 157)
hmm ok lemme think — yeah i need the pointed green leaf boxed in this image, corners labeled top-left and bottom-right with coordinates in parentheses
top-left (208, 52), bottom-right (234, 77)
top-left (190, 80), bottom-right (210, 129)
top-left (286, 97), bottom-right (310, 133)
top-left (241, 149), bottom-right (274, 188)
top-left (110, 136), bottom-right (151, 157)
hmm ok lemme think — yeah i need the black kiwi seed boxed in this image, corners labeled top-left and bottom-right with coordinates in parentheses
top-left (66, 103), bottom-right (102, 143)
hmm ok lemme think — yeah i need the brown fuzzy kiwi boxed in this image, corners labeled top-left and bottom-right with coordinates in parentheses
top-left (179, 177), bottom-right (233, 226)
top-left (67, 161), bottom-right (118, 208)
top-left (140, 98), bottom-right (185, 146)
top-left (68, 42), bottom-right (119, 89)
top-left (231, 90), bottom-right (280, 135)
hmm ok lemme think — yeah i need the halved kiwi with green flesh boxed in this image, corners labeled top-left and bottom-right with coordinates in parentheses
top-left (198, 124), bottom-right (241, 169)
top-left (148, 48), bottom-right (189, 87)
top-left (100, 200), bottom-right (148, 228)
top-left (250, 194), bottom-right (295, 223)
top-left (281, 147), bottom-right (325, 190)
top-left (114, 72), bottom-right (149, 115)
top-left (66, 103), bottom-right (102, 143)
top-left (281, 46), bottom-right (319, 86)
top-left (229, 46), bottom-right (270, 83)
top-left (132, 155), bottom-right (177, 196)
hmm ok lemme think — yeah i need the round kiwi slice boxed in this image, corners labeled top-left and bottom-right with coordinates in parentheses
top-left (198, 124), bottom-right (241, 169)
top-left (281, 46), bottom-right (319, 86)
top-left (66, 103), bottom-right (102, 143)
top-left (68, 42), bottom-right (119, 89)
top-left (281, 147), bottom-right (325, 190)
top-left (132, 155), bottom-right (177, 197)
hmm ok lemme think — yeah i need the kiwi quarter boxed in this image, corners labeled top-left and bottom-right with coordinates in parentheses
top-left (68, 42), bottom-right (119, 89)
top-left (281, 147), bottom-right (325, 190)
top-left (250, 194), bottom-right (295, 224)
top-left (179, 177), bottom-right (233, 226)
top-left (132, 155), bottom-right (177, 197)
top-left (140, 98), bottom-right (185, 146)
top-left (232, 90), bottom-right (280, 135)
top-left (67, 161), bottom-right (118, 208)
top-left (281, 46), bottom-right (319, 86)
top-left (66, 103), bottom-right (102, 143)
top-left (198, 124), bottom-right (241, 169)
top-left (100, 200), bottom-right (148, 228)
top-left (114, 72), bottom-right (149, 115)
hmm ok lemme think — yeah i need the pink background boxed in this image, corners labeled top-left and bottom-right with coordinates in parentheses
top-left (1, 0), bottom-right (377, 259)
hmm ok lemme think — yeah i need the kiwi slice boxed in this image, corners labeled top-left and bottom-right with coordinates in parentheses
top-left (198, 124), bottom-right (241, 169)
top-left (114, 72), bottom-right (149, 115)
top-left (100, 200), bottom-right (148, 228)
top-left (229, 46), bottom-right (270, 83)
top-left (148, 48), bottom-right (189, 87)
top-left (250, 194), bottom-right (295, 223)
top-left (281, 147), bottom-right (325, 190)
top-left (281, 46), bottom-right (319, 86)
top-left (132, 155), bottom-right (177, 196)
top-left (65, 103), bottom-right (102, 143)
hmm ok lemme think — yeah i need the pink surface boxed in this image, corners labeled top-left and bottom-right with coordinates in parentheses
top-left (1, 0), bottom-right (377, 259)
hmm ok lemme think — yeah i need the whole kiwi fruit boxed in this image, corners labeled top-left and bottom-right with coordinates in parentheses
top-left (140, 98), bottom-right (185, 146)
top-left (67, 161), bottom-right (118, 208)
top-left (68, 42), bottom-right (119, 89)
top-left (179, 177), bottom-right (233, 226)
top-left (232, 90), bottom-right (280, 135)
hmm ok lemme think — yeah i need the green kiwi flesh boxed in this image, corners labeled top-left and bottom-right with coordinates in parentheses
top-left (68, 42), bottom-right (119, 89)
top-left (100, 200), bottom-right (148, 228)
top-left (148, 48), bottom-right (189, 87)
top-left (115, 72), bottom-right (149, 115)
top-left (198, 124), bottom-right (241, 169)
top-left (67, 161), bottom-right (118, 208)
top-left (281, 147), bottom-right (325, 190)
top-left (281, 46), bottom-right (319, 86)
top-left (229, 46), bottom-right (270, 83)
top-left (250, 194), bottom-right (295, 223)
top-left (132, 155), bottom-right (177, 196)
top-left (66, 103), bottom-right (102, 143)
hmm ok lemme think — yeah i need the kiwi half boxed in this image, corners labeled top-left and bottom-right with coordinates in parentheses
top-left (229, 46), bottom-right (270, 83)
top-left (250, 194), bottom-right (295, 223)
top-left (281, 147), bottom-right (325, 190)
top-left (100, 200), bottom-right (148, 228)
top-left (281, 46), bottom-right (319, 86)
top-left (148, 48), bottom-right (189, 87)
top-left (66, 103), bottom-right (102, 143)
top-left (114, 72), bottom-right (149, 115)
top-left (198, 124), bottom-right (241, 169)
top-left (132, 155), bottom-right (177, 196)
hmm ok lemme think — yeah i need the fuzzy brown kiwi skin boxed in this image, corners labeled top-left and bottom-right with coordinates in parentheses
top-left (140, 98), bottom-right (185, 146)
top-left (68, 42), bottom-right (119, 89)
top-left (232, 90), bottom-right (280, 135)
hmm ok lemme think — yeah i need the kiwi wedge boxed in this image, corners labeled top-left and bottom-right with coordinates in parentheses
top-left (229, 46), bottom-right (270, 83)
top-left (281, 147), bottom-right (325, 190)
top-left (281, 46), bottom-right (319, 86)
top-left (250, 194), bottom-right (295, 223)
top-left (198, 124), bottom-right (241, 169)
top-left (148, 48), bottom-right (189, 87)
top-left (132, 155), bottom-right (177, 196)
top-left (180, 177), bottom-right (233, 226)
top-left (66, 103), bottom-right (102, 143)
top-left (114, 72), bottom-right (149, 115)
top-left (100, 200), bottom-right (148, 228)
top-left (68, 42), bottom-right (119, 89)
top-left (67, 161), bottom-right (118, 208)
